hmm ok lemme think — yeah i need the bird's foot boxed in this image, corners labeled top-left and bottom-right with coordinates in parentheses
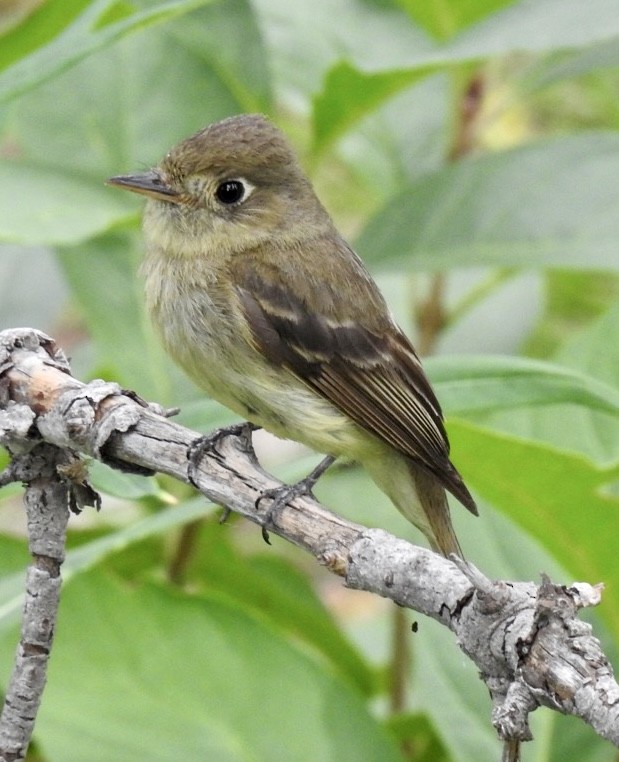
top-left (256, 455), bottom-right (336, 544)
top-left (187, 422), bottom-right (259, 492)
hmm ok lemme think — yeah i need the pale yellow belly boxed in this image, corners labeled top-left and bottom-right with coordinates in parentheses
top-left (183, 346), bottom-right (365, 458)
top-left (151, 294), bottom-right (364, 458)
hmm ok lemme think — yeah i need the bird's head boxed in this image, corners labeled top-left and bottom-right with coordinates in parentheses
top-left (107, 114), bottom-right (327, 258)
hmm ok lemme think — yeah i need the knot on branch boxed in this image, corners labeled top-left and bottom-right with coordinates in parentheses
top-left (520, 577), bottom-right (618, 721)
top-left (481, 573), bottom-right (617, 746)
top-left (39, 379), bottom-right (138, 455)
top-left (0, 329), bottom-right (70, 454)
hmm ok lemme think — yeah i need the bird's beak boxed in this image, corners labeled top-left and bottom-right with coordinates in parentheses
top-left (106, 170), bottom-right (181, 203)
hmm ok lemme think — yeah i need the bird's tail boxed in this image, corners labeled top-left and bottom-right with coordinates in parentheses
top-left (363, 450), bottom-right (465, 558)
top-left (408, 462), bottom-right (464, 559)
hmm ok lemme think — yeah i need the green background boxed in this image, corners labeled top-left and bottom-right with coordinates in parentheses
top-left (1, 0), bottom-right (619, 759)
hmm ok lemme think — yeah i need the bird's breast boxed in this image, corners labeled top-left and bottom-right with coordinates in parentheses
top-left (142, 249), bottom-right (239, 377)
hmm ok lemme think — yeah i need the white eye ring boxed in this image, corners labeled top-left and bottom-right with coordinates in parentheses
top-left (214, 177), bottom-right (255, 205)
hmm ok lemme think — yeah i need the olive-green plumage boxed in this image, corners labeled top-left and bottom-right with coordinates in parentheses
top-left (108, 113), bottom-right (477, 557)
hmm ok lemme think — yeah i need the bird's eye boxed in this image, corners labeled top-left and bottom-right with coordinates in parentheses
top-left (215, 179), bottom-right (248, 205)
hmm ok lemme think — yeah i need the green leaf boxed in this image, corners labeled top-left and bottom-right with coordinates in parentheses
top-left (523, 271), bottom-right (619, 359)
top-left (87, 460), bottom-right (162, 500)
top-left (385, 712), bottom-right (449, 761)
top-left (523, 36), bottom-right (619, 92)
top-left (0, 0), bottom-right (216, 104)
top-left (414, 618), bottom-right (502, 760)
top-left (0, 162), bottom-right (132, 245)
top-left (253, 0), bottom-right (434, 100)
top-left (545, 712), bottom-right (617, 762)
top-left (189, 522), bottom-right (376, 696)
top-left (62, 499), bottom-right (215, 580)
top-left (448, 418), bottom-right (619, 638)
top-left (312, 61), bottom-right (431, 156)
top-left (259, 0), bottom-right (619, 103)
top-left (356, 132), bottom-right (619, 271)
top-left (395, 0), bottom-right (516, 41)
top-left (0, 245), bottom-right (68, 330)
top-left (442, 0), bottom-right (619, 61)
top-left (390, 0), bottom-right (619, 71)
top-left (489, 299), bottom-right (619, 462)
top-left (173, 398), bottom-right (239, 432)
top-left (0, 0), bottom-right (91, 73)
top-left (248, 558), bottom-right (374, 691)
top-left (0, 496), bottom-right (375, 700)
top-left (168, 0), bottom-right (273, 113)
top-left (425, 355), bottom-right (619, 417)
top-left (55, 233), bottom-right (161, 396)
top-left (93, 0), bottom-right (136, 28)
top-left (34, 570), bottom-right (401, 761)
top-left (0, 498), bottom-right (215, 633)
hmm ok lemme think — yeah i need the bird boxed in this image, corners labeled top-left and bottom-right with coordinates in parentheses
top-left (107, 113), bottom-right (477, 557)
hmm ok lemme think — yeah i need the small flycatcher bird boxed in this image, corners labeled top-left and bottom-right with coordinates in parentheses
top-left (108, 113), bottom-right (477, 557)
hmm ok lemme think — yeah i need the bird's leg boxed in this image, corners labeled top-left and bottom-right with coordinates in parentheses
top-left (256, 455), bottom-right (336, 543)
top-left (186, 421), bottom-right (260, 511)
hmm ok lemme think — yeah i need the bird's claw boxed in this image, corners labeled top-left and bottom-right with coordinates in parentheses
top-left (187, 421), bottom-right (259, 488)
top-left (255, 455), bottom-right (336, 543)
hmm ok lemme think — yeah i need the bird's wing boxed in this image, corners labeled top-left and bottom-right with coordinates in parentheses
top-left (235, 255), bottom-right (476, 513)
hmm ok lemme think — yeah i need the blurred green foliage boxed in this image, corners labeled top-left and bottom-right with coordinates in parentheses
top-left (1, 0), bottom-right (619, 760)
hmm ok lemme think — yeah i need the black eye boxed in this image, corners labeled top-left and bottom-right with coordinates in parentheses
top-left (216, 180), bottom-right (246, 205)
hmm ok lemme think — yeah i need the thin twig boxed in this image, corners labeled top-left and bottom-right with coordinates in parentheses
top-left (0, 445), bottom-right (81, 762)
